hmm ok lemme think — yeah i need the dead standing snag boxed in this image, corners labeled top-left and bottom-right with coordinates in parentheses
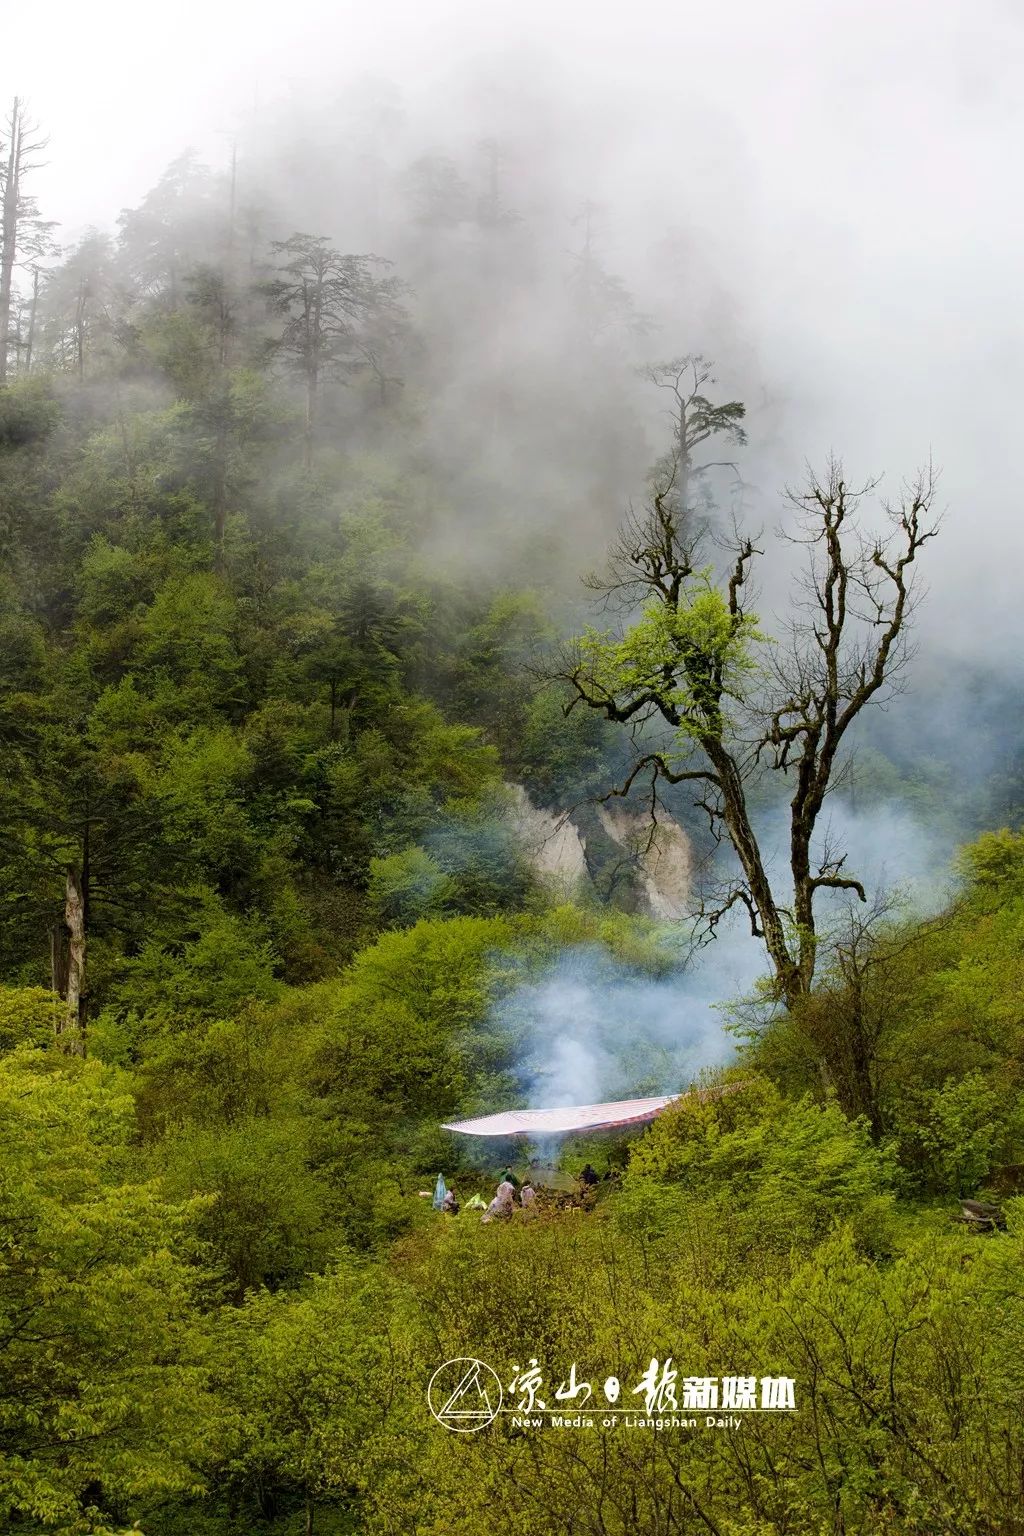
top-left (561, 446), bottom-right (939, 1008)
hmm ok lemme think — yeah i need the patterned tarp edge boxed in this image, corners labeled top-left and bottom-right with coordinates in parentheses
top-left (440, 1093), bottom-right (682, 1137)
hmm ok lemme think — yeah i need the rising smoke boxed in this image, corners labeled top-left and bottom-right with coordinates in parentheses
top-left (500, 934), bottom-right (752, 1109)
top-left (492, 789), bottom-right (958, 1111)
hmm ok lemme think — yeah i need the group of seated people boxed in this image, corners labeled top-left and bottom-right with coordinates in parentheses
top-left (483, 1167), bottom-right (537, 1220)
top-left (481, 1162), bottom-right (603, 1219)
top-left (439, 1162), bottom-right (606, 1222)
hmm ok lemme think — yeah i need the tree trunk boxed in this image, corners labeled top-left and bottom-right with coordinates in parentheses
top-left (847, 991), bottom-right (883, 1140)
top-left (220, 142), bottom-right (236, 368)
top-left (339, 689), bottom-right (358, 747)
top-left (74, 280), bottom-right (87, 379)
top-left (24, 265), bottom-right (39, 372)
top-left (62, 866), bottom-right (86, 1054)
top-left (212, 409), bottom-right (228, 563)
top-left (303, 275), bottom-right (322, 470)
top-left (49, 922), bottom-right (68, 1002)
top-left (703, 736), bottom-right (804, 1006)
top-left (304, 366), bottom-right (317, 470)
top-left (0, 99), bottom-right (22, 386)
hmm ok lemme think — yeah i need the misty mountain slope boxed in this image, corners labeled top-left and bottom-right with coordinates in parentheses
top-left (3, 12), bottom-right (1024, 1529)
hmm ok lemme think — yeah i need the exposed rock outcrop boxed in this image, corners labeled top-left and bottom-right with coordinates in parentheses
top-left (596, 802), bottom-right (691, 919)
top-left (508, 783), bottom-right (692, 919)
top-left (507, 784), bottom-right (589, 899)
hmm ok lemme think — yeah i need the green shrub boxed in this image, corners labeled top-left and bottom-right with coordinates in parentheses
top-left (624, 1075), bottom-right (898, 1254)
top-left (0, 985), bottom-right (58, 1051)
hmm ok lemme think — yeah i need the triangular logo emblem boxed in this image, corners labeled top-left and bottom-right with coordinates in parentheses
top-left (439, 1361), bottom-right (494, 1424)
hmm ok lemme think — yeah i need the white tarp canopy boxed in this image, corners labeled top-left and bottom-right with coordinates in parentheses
top-left (441, 1094), bottom-right (681, 1138)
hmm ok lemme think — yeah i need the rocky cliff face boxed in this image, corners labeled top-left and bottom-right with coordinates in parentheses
top-left (508, 784), bottom-right (692, 919)
top-left (506, 784), bottom-right (589, 897)
top-left (596, 802), bottom-right (691, 919)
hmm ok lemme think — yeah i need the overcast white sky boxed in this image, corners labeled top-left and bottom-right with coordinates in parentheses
top-left (7, 0), bottom-right (1024, 647)
top-left (12, 0), bottom-right (1023, 233)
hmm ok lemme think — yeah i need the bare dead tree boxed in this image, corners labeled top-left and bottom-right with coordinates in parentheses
top-left (559, 451), bottom-right (940, 1008)
top-left (0, 98), bottom-right (52, 385)
top-left (62, 866), bottom-right (86, 1055)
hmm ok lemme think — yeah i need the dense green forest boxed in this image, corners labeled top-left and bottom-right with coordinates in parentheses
top-left (3, 95), bottom-right (1024, 1536)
